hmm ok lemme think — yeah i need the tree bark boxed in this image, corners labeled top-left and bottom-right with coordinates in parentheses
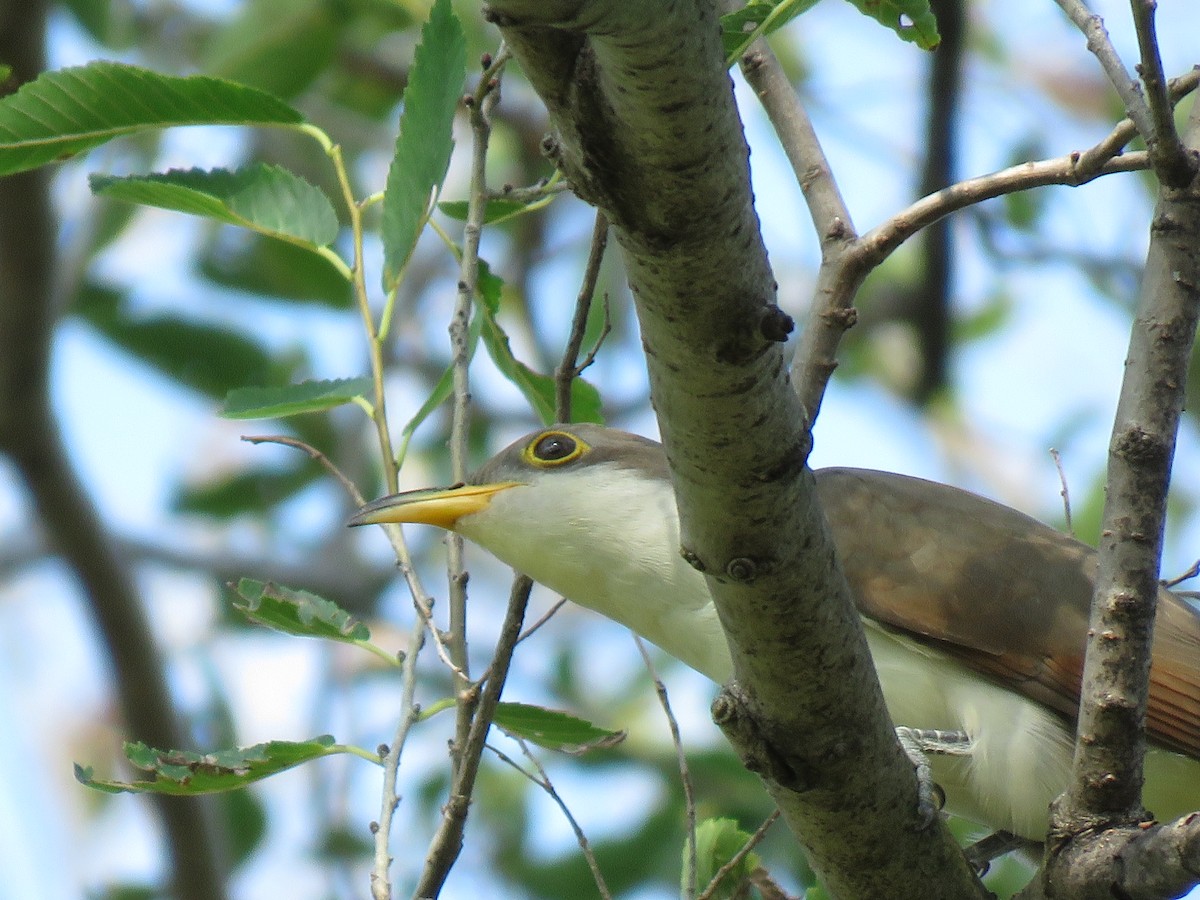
top-left (484, 2), bottom-right (984, 896)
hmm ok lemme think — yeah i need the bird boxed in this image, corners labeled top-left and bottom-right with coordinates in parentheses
top-left (349, 423), bottom-right (1200, 841)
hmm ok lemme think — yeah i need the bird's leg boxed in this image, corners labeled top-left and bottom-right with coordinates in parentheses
top-left (894, 727), bottom-right (974, 828)
top-left (962, 830), bottom-right (1039, 874)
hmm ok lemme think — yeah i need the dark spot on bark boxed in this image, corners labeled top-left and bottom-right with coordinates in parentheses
top-left (759, 305), bottom-right (795, 342)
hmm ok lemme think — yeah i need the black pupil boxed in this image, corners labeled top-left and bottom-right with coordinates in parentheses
top-left (535, 433), bottom-right (576, 461)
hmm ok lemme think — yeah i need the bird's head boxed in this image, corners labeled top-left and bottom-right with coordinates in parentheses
top-left (350, 425), bottom-right (729, 678)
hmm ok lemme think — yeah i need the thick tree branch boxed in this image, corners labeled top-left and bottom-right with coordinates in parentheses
top-left (485, 2), bottom-right (983, 897)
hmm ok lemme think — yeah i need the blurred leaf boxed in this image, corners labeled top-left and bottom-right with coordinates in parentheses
top-left (720, 0), bottom-right (821, 59)
top-left (953, 293), bottom-right (1012, 343)
top-left (199, 234), bottom-right (354, 308)
top-left (691, 818), bottom-right (761, 899)
top-left (60, 0), bottom-right (113, 44)
top-left (174, 463), bottom-right (321, 517)
top-left (221, 787), bottom-right (269, 866)
top-left (222, 376), bottom-right (373, 419)
top-left (476, 259), bottom-right (504, 315)
top-left (76, 282), bottom-right (290, 400)
top-left (230, 578), bottom-right (371, 643)
top-left (381, 0), bottom-right (466, 290)
top-left (91, 165), bottom-right (340, 248)
top-left (842, 0), bottom-right (940, 49)
top-left (437, 196), bottom-right (553, 225)
top-left (76, 736), bottom-right (342, 795)
top-left (204, 0), bottom-right (342, 99)
top-left (481, 312), bottom-right (604, 425)
top-left (494, 702), bottom-right (624, 752)
top-left (0, 62), bottom-right (303, 176)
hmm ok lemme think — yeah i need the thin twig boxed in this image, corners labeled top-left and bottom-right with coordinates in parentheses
top-left (1052, 0), bottom-right (1154, 141)
top-left (414, 575), bottom-right (534, 897)
top-left (241, 434), bottom-right (366, 504)
top-left (489, 736), bottom-right (614, 900)
top-left (695, 810), bottom-right (782, 900)
top-left (554, 210), bottom-right (610, 422)
top-left (1049, 448), bottom-right (1075, 538)
top-left (1129, 0), bottom-right (1196, 185)
top-left (518, 597), bottom-right (569, 644)
top-left (1162, 559), bottom-right (1200, 589)
top-left (633, 636), bottom-right (697, 898)
top-left (485, 177), bottom-right (571, 203)
top-left (370, 615), bottom-right (427, 900)
top-left (446, 43), bottom-right (509, 779)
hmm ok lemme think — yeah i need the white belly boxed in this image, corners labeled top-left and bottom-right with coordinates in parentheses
top-left (864, 621), bottom-right (1075, 838)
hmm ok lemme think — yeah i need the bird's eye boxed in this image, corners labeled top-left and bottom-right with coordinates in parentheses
top-left (526, 430), bottom-right (587, 466)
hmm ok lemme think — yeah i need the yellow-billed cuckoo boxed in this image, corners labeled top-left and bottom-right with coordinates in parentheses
top-left (350, 424), bottom-right (1200, 840)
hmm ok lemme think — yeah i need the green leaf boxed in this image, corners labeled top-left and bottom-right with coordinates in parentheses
top-left (76, 282), bottom-right (291, 400)
top-left (720, 0), bottom-right (821, 59)
top-left (381, 0), bottom-right (466, 290)
top-left (199, 234), bottom-right (353, 308)
top-left (0, 61), bottom-right (304, 176)
top-left (75, 735), bottom-right (342, 795)
top-left (691, 818), bottom-right (762, 899)
top-left (493, 702), bottom-right (624, 752)
top-left (221, 376), bottom-right (373, 419)
top-left (842, 0), bottom-right (940, 49)
top-left (481, 313), bottom-right (604, 425)
top-left (90, 165), bottom-right (339, 248)
top-left (230, 578), bottom-right (370, 643)
top-left (437, 197), bottom-right (550, 226)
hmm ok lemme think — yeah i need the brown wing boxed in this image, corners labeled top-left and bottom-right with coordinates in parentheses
top-left (816, 467), bottom-right (1200, 758)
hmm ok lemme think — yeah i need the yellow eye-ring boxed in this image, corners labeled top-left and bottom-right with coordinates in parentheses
top-left (523, 430), bottom-right (589, 467)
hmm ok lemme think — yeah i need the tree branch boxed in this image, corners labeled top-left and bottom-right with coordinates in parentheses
top-left (484, 2), bottom-right (983, 896)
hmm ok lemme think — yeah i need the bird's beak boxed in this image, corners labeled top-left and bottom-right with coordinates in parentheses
top-left (348, 482), bottom-right (523, 531)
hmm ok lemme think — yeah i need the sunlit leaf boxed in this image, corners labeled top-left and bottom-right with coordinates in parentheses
top-left (90, 165), bottom-right (339, 248)
top-left (841, 0), bottom-right (939, 49)
top-left (494, 702), bottom-right (624, 752)
top-left (0, 61), bottom-right (303, 176)
top-left (720, 0), bottom-right (821, 59)
top-left (76, 736), bottom-right (343, 795)
top-left (381, 0), bottom-right (466, 290)
top-left (230, 578), bottom-right (370, 643)
top-left (221, 376), bottom-right (372, 419)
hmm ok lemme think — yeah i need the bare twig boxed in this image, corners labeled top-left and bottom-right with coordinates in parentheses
top-left (1162, 558), bottom-right (1200, 589)
top-left (633, 636), bottom-right (698, 898)
top-left (1049, 448), bottom-right (1075, 538)
top-left (1130, 1), bottom-right (1196, 186)
top-left (446, 44), bottom-right (510, 781)
top-left (554, 210), bottom-right (609, 422)
top-left (415, 575), bottom-right (533, 897)
top-left (241, 434), bottom-right (366, 504)
top-left (518, 597), bottom-right (569, 644)
top-left (732, 23), bottom-right (856, 243)
top-left (1052, 0), bottom-right (1154, 140)
top-left (486, 738), bottom-right (613, 900)
top-left (370, 616), bottom-right (427, 900)
top-left (696, 810), bottom-right (782, 900)
top-left (486, 177), bottom-right (571, 203)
